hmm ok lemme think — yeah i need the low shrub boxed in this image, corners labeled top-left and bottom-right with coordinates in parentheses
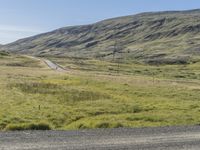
top-left (0, 51), bottom-right (9, 56)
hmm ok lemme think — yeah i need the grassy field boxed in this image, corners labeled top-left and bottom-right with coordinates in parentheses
top-left (1, 53), bottom-right (200, 131)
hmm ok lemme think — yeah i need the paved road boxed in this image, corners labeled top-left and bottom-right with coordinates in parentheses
top-left (1, 126), bottom-right (200, 150)
top-left (43, 59), bottom-right (66, 72)
top-left (24, 55), bottom-right (66, 72)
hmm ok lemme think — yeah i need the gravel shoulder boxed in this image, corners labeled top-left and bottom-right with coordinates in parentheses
top-left (1, 126), bottom-right (200, 150)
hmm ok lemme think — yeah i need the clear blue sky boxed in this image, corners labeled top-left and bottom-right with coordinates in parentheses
top-left (1, 0), bottom-right (200, 44)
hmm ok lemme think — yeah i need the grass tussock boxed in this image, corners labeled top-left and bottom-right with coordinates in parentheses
top-left (5, 123), bottom-right (52, 131)
top-left (94, 122), bottom-right (124, 128)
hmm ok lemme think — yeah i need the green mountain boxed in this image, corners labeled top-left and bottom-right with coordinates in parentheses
top-left (2, 9), bottom-right (200, 64)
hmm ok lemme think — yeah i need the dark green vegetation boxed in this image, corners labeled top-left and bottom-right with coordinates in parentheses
top-left (2, 9), bottom-right (200, 65)
top-left (5, 123), bottom-right (51, 131)
top-left (0, 51), bottom-right (9, 56)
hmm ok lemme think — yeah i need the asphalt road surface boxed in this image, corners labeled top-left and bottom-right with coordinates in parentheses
top-left (1, 126), bottom-right (200, 150)
top-left (43, 59), bottom-right (66, 72)
top-left (24, 55), bottom-right (66, 72)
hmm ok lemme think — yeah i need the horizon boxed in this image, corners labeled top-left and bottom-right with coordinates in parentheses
top-left (1, 0), bottom-right (200, 44)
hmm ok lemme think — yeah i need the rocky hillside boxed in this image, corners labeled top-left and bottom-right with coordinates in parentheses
top-left (2, 9), bottom-right (200, 64)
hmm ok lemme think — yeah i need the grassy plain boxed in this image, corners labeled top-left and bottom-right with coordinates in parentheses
top-left (1, 54), bottom-right (200, 130)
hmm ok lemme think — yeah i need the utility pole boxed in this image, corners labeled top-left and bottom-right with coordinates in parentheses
top-left (112, 26), bottom-right (118, 62)
top-left (112, 26), bottom-right (125, 74)
top-left (112, 26), bottom-right (119, 74)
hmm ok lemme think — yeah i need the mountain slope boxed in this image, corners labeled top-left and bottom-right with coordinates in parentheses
top-left (3, 9), bottom-right (200, 64)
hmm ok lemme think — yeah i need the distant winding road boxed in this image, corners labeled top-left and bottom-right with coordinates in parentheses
top-left (24, 55), bottom-right (66, 72)
top-left (1, 126), bottom-right (200, 150)
top-left (43, 59), bottom-right (66, 72)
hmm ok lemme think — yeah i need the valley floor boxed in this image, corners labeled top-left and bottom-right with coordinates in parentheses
top-left (0, 54), bottom-right (200, 130)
